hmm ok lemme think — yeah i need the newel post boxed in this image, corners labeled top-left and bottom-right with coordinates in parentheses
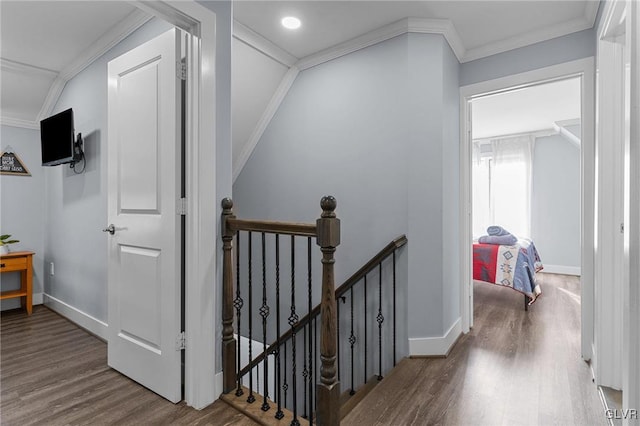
top-left (316, 196), bottom-right (341, 426)
top-left (221, 198), bottom-right (237, 393)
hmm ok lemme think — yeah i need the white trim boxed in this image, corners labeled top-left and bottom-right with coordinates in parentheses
top-left (462, 16), bottom-right (594, 63)
top-left (37, 9), bottom-right (152, 121)
top-left (43, 293), bottom-right (108, 341)
top-left (0, 117), bottom-right (40, 130)
top-left (33, 292), bottom-right (43, 305)
top-left (459, 57), bottom-right (596, 362)
top-left (233, 20), bottom-right (298, 67)
top-left (131, 0), bottom-right (219, 409)
top-left (407, 18), bottom-right (466, 61)
top-left (233, 66), bottom-right (299, 182)
top-left (0, 58), bottom-right (57, 77)
top-left (541, 265), bottom-right (581, 276)
top-left (409, 317), bottom-right (461, 357)
top-left (296, 17), bottom-right (464, 71)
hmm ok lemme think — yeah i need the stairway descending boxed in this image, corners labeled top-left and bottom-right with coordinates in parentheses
top-left (341, 358), bottom-right (418, 425)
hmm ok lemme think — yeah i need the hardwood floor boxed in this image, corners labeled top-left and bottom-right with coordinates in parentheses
top-left (1, 274), bottom-right (606, 425)
top-left (343, 273), bottom-right (607, 425)
top-left (0, 306), bottom-right (258, 426)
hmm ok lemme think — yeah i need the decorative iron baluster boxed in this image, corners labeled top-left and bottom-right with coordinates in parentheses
top-left (302, 325), bottom-right (308, 419)
top-left (235, 230), bottom-right (244, 396)
top-left (260, 233), bottom-right (271, 411)
top-left (364, 274), bottom-right (367, 384)
top-left (247, 232), bottom-right (255, 404)
top-left (289, 236), bottom-right (300, 426)
top-left (349, 286), bottom-right (356, 395)
top-left (275, 235), bottom-right (284, 420)
top-left (393, 250), bottom-right (397, 366)
top-left (283, 340), bottom-right (289, 409)
top-left (377, 263), bottom-right (384, 381)
top-left (307, 237), bottom-right (314, 425)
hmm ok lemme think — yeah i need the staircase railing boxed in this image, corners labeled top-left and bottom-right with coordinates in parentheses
top-left (221, 196), bottom-right (407, 425)
top-left (222, 196), bottom-right (341, 426)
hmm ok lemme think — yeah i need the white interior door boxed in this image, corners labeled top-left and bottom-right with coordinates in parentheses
top-left (106, 28), bottom-right (182, 403)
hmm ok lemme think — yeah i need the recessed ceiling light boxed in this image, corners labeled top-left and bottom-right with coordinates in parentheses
top-left (281, 16), bottom-right (301, 30)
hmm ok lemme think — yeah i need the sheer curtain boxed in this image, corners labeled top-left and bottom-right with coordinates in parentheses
top-left (490, 135), bottom-right (535, 238)
top-left (472, 143), bottom-right (492, 238)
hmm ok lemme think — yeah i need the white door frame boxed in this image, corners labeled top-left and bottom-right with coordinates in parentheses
top-left (132, 1), bottom-right (218, 409)
top-left (459, 58), bottom-right (596, 363)
top-left (598, 0), bottom-right (640, 419)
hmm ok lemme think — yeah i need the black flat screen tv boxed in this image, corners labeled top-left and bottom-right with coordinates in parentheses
top-left (40, 108), bottom-right (76, 166)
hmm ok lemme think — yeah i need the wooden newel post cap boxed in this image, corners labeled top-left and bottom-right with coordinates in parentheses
top-left (320, 196), bottom-right (337, 218)
top-left (317, 195), bottom-right (340, 247)
top-left (221, 198), bottom-right (233, 211)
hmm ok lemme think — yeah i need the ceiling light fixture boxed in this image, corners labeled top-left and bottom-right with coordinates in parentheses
top-left (281, 16), bottom-right (301, 30)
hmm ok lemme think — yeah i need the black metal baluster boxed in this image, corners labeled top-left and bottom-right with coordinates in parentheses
top-left (393, 250), bottom-right (397, 366)
top-left (247, 232), bottom-right (255, 404)
top-left (288, 236), bottom-right (300, 426)
top-left (275, 235), bottom-right (284, 420)
top-left (307, 237), bottom-right (313, 425)
top-left (377, 263), bottom-right (384, 381)
top-left (349, 286), bottom-right (356, 395)
top-left (313, 315), bottom-right (318, 415)
top-left (260, 233), bottom-right (270, 411)
top-left (283, 340), bottom-right (289, 409)
top-left (364, 275), bottom-right (368, 384)
top-left (235, 231), bottom-right (244, 396)
top-left (302, 325), bottom-right (308, 419)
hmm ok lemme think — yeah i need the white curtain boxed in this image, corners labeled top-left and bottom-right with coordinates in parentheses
top-left (490, 135), bottom-right (535, 238)
top-left (472, 143), bottom-right (492, 238)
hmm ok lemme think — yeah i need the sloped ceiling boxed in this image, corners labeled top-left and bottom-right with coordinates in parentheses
top-left (0, 1), bottom-right (150, 129)
top-left (0, 1), bottom-right (598, 176)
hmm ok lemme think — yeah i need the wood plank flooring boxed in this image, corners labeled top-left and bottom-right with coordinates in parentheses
top-left (0, 306), bottom-right (258, 426)
top-left (343, 273), bottom-right (607, 425)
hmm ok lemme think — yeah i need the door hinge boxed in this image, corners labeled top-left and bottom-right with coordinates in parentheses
top-left (177, 198), bottom-right (187, 215)
top-left (176, 331), bottom-right (186, 350)
top-left (177, 61), bottom-right (187, 80)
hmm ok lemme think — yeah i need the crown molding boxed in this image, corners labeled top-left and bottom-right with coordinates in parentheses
top-left (296, 18), bottom-right (409, 71)
top-left (0, 58), bottom-right (58, 78)
top-left (233, 20), bottom-right (298, 67)
top-left (0, 116), bottom-right (40, 130)
top-left (407, 18), bottom-right (466, 61)
top-left (461, 15), bottom-right (594, 63)
top-left (37, 9), bottom-right (151, 120)
top-left (233, 66), bottom-right (299, 182)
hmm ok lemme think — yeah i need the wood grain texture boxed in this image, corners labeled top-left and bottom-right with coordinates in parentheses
top-left (0, 306), bottom-right (258, 426)
top-left (343, 273), bottom-right (607, 426)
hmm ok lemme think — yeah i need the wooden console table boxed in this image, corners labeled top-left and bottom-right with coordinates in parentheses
top-left (0, 251), bottom-right (34, 315)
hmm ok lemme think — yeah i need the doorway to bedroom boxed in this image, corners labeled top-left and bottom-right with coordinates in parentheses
top-left (461, 67), bottom-right (589, 346)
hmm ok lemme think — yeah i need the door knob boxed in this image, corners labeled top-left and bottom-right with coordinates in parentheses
top-left (103, 224), bottom-right (116, 235)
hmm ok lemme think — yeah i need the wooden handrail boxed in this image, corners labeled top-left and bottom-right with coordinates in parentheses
top-left (226, 218), bottom-right (317, 237)
top-left (237, 234), bottom-right (407, 378)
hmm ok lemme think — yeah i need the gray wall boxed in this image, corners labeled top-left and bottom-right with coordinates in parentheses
top-left (234, 33), bottom-right (460, 342)
top-left (44, 18), bottom-right (173, 322)
top-left (460, 28), bottom-right (596, 87)
top-left (531, 127), bottom-right (581, 268)
top-left (0, 126), bottom-right (45, 310)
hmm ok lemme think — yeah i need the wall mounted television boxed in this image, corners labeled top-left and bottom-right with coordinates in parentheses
top-left (40, 108), bottom-right (84, 167)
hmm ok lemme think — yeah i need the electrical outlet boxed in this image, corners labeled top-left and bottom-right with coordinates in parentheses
top-left (50, 262), bottom-right (54, 276)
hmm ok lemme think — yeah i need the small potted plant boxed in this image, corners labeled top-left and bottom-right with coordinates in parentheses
top-left (0, 234), bottom-right (19, 255)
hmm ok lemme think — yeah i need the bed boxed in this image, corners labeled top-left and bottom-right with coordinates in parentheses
top-left (473, 238), bottom-right (543, 310)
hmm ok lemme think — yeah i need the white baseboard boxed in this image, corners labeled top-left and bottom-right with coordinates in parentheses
top-left (409, 317), bottom-right (462, 357)
top-left (43, 293), bottom-right (108, 341)
top-left (33, 292), bottom-right (43, 305)
top-left (541, 265), bottom-right (581, 276)
top-left (214, 371), bottom-right (223, 400)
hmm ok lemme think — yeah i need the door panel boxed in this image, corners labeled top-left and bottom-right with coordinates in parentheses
top-left (107, 28), bottom-right (182, 403)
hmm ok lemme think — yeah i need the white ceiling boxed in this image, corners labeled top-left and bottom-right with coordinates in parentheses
top-left (1, 1), bottom-right (597, 170)
top-left (0, 1), bottom-right (149, 128)
top-left (472, 77), bottom-right (581, 139)
top-left (233, 1), bottom-right (599, 61)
